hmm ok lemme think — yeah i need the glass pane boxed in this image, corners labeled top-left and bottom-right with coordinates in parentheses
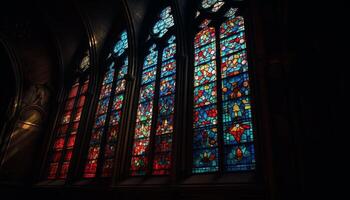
top-left (113, 94), bottom-right (124, 110)
top-left (224, 144), bottom-right (255, 172)
top-left (156, 115), bottom-right (174, 135)
top-left (158, 95), bottom-right (175, 117)
top-left (136, 101), bottom-right (153, 122)
top-left (193, 104), bottom-right (218, 128)
top-left (142, 66), bottom-right (157, 85)
top-left (222, 73), bottom-right (250, 101)
top-left (195, 42), bottom-right (216, 66)
top-left (222, 97), bottom-right (252, 123)
top-left (193, 126), bottom-right (218, 149)
top-left (139, 82), bottom-right (155, 103)
top-left (152, 153), bottom-right (171, 175)
top-left (159, 75), bottom-right (176, 97)
top-left (135, 120), bottom-right (152, 139)
top-left (220, 16), bottom-right (245, 38)
top-left (113, 30), bottom-right (128, 56)
top-left (194, 82), bottom-right (217, 108)
top-left (152, 7), bottom-right (174, 38)
top-left (195, 27), bottom-right (215, 48)
top-left (162, 36), bottom-right (176, 61)
top-left (194, 60), bottom-right (216, 87)
top-left (192, 148), bottom-right (219, 173)
top-left (223, 121), bottom-right (254, 145)
top-left (220, 32), bottom-right (246, 57)
top-left (143, 44), bottom-right (158, 69)
top-left (161, 59), bottom-right (176, 78)
top-left (221, 50), bottom-right (248, 78)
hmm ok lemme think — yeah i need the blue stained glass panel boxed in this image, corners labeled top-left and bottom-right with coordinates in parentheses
top-left (113, 31), bottom-right (128, 56)
top-left (152, 7), bottom-right (174, 38)
top-left (195, 27), bottom-right (216, 49)
top-left (193, 82), bottom-right (217, 108)
top-left (103, 69), bottom-right (115, 85)
top-left (223, 121), bottom-right (254, 145)
top-left (162, 43), bottom-right (176, 61)
top-left (195, 42), bottom-right (216, 66)
top-left (159, 75), bottom-right (176, 97)
top-left (139, 82), bottom-right (155, 102)
top-left (220, 16), bottom-right (245, 38)
top-left (222, 97), bottom-right (252, 123)
top-left (221, 50), bottom-right (248, 78)
top-left (94, 114), bottom-right (106, 129)
top-left (161, 59), bottom-right (176, 78)
top-left (142, 67), bottom-right (157, 85)
top-left (144, 45), bottom-right (158, 69)
top-left (158, 95), bottom-right (175, 117)
top-left (192, 148), bottom-right (219, 173)
top-left (193, 126), bottom-right (218, 149)
top-left (220, 32), bottom-right (246, 57)
top-left (194, 60), bottom-right (216, 87)
top-left (224, 144), bottom-right (255, 172)
top-left (117, 58), bottom-right (128, 80)
top-left (193, 104), bottom-right (218, 128)
top-left (222, 73), bottom-right (250, 101)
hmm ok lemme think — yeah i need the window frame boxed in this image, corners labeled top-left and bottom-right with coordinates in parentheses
top-left (39, 49), bottom-right (92, 184)
top-left (122, 4), bottom-right (180, 184)
top-left (184, 0), bottom-right (262, 184)
top-left (79, 31), bottom-right (132, 182)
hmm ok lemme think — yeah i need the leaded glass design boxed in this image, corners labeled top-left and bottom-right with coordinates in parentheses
top-left (130, 45), bottom-right (158, 176)
top-left (202, 0), bottom-right (219, 9)
top-left (211, 1), bottom-right (225, 12)
top-left (192, 2), bottom-right (255, 174)
top-left (152, 7), bottom-right (175, 38)
top-left (114, 31), bottom-right (128, 56)
top-left (130, 6), bottom-right (177, 176)
top-left (47, 78), bottom-right (90, 180)
top-left (83, 31), bottom-right (129, 178)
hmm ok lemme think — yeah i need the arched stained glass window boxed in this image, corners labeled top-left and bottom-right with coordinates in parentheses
top-left (83, 30), bottom-right (129, 178)
top-left (192, 0), bottom-right (255, 174)
top-left (130, 6), bottom-right (176, 176)
top-left (46, 53), bottom-right (91, 180)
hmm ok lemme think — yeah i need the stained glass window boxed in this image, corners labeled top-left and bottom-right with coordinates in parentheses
top-left (47, 66), bottom-right (90, 180)
top-left (83, 30), bottom-right (129, 178)
top-left (152, 7), bottom-right (175, 38)
top-left (193, 1), bottom-right (256, 174)
top-left (130, 6), bottom-right (176, 176)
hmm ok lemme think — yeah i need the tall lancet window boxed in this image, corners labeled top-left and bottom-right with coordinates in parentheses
top-left (192, 0), bottom-right (256, 174)
top-left (46, 52), bottom-right (91, 179)
top-left (83, 31), bottom-right (129, 178)
top-left (130, 6), bottom-right (177, 176)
